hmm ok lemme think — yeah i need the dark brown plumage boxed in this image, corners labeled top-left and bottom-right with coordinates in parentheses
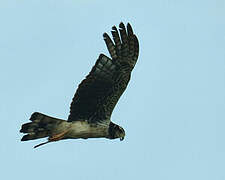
top-left (68, 23), bottom-right (139, 123)
top-left (20, 22), bottom-right (139, 148)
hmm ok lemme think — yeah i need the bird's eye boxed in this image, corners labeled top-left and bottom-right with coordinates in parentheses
top-left (120, 137), bottom-right (124, 141)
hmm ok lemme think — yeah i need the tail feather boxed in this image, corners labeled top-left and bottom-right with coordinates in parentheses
top-left (20, 122), bottom-right (39, 133)
top-left (20, 112), bottom-right (66, 141)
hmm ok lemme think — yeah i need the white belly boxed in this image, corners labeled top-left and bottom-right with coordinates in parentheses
top-left (65, 121), bottom-right (108, 139)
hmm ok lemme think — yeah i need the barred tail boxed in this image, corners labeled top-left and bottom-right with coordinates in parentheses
top-left (20, 112), bottom-right (65, 142)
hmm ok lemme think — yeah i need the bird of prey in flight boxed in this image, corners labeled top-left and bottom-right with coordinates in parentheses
top-left (20, 22), bottom-right (139, 148)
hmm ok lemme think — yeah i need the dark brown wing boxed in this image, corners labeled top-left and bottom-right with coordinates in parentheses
top-left (68, 23), bottom-right (139, 123)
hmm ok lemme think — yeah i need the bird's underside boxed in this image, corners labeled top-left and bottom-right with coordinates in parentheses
top-left (20, 22), bottom-right (139, 148)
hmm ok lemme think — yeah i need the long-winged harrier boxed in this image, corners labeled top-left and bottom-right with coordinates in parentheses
top-left (20, 22), bottom-right (139, 148)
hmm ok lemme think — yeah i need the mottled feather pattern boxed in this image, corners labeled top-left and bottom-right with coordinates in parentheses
top-left (92, 54), bottom-right (116, 79)
top-left (20, 22), bottom-right (138, 147)
top-left (20, 112), bottom-right (66, 141)
top-left (68, 23), bottom-right (139, 124)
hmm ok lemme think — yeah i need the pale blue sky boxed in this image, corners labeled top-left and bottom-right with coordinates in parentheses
top-left (1, 0), bottom-right (225, 180)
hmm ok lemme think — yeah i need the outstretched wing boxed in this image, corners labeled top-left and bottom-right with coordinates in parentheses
top-left (68, 23), bottom-right (139, 124)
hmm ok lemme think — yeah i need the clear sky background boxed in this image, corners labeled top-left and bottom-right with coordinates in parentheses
top-left (0, 0), bottom-right (225, 179)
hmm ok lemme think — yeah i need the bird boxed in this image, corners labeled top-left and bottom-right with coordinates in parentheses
top-left (20, 22), bottom-right (139, 148)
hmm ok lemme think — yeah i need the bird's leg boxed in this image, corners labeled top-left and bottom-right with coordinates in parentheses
top-left (33, 129), bottom-right (70, 149)
top-left (48, 129), bottom-right (70, 141)
top-left (34, 141), bottom-right (50, 148)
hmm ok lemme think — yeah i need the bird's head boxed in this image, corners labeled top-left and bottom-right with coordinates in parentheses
top-left (115, 126), bottom-right (125, 141)
top-left (108, 122), bottom-right (125, 141)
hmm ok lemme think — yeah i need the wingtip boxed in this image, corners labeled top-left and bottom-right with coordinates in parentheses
top-left (103, 32), bottom-right (109, 39)
top-left (112, 25), bottom-right (117, 31)
top-left (127, 23), bottom-right (133, 35)
top-left (111, 22), bottom-right (133, 34)
top-left (119, 22), bottom-right (125, 29)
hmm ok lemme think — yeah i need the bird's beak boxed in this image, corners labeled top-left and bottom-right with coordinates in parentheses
top-left (120, 137), bottom-right (124, 141)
